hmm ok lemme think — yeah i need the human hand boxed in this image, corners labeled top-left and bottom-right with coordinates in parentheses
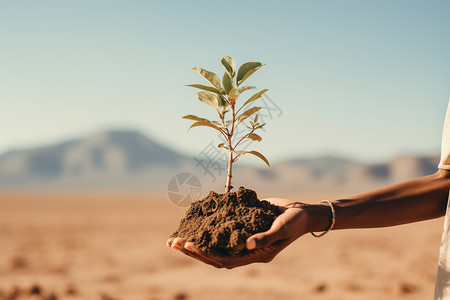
top-left (167, 198), bottom-right (312, 269)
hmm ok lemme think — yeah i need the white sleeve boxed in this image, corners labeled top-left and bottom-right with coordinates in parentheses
top-left (439, 99), bottom-right (450, 170)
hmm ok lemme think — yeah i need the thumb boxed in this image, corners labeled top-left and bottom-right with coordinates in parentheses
top-left (246, 222), bottom-right (285, 250)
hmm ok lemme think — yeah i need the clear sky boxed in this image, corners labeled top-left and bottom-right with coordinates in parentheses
top-left (1, 0), bottom-right (449, 163)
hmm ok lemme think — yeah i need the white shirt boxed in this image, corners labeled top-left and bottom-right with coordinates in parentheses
top-left (433, 99), bottom-right (450, 299)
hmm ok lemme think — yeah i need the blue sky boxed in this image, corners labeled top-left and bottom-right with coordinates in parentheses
top-left (1, 0), bottom-right (449, 163)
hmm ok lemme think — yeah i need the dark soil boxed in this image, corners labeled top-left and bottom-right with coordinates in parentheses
top-left (170, 187), bottom-right (282, 256)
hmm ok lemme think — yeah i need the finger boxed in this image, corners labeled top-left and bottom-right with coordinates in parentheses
top-left (187, 252), bottom-right (223, 268)
top-left (170, 237), bottom-right (187, 251)
top-left (170, 239), bottom-right (224, 268)
top-left (184, 242), bottom-right (224, 268)
top-left (261, 198), bottom-right (290, 212)
top-left (166, 237), bottom-right (175, 247)
top-left (221, 245), bottom-right (284, 268)
top-left (246, 220), bottom-right (285, 250)
top-left (184, 242), bottom-right (245, 269)
top-left (184, 244), bottom-right (224, 268)
top-left (179, 247), bottom-right (196, 259)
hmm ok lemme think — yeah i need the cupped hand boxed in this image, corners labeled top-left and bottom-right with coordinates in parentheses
top-left (166, 198), bottom-right (310, 269)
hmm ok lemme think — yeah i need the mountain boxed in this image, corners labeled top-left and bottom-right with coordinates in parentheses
top-left (0, 130), bottom-right (441, 194)
top-left (233, 154), bottom-right (440, 195)
top-left (0, 130), bottom-right (192, 189)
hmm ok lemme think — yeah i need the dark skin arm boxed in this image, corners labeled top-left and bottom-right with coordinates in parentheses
top-left (309, 169), bottom-right (450, 231)
top-left (167, 169), bottom-right (450, 269)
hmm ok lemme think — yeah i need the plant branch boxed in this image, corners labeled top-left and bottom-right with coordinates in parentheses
top-left (234, 127), bottom-right (256, 150)
top-left (216, 127), bottom-right (229, 141)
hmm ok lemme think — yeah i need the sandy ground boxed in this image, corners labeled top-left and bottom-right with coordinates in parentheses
top-left (0, 192), bottom-right (445, 300)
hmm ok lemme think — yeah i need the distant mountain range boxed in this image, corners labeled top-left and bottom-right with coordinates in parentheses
top-left (0, 130), bottom-right (191, 190)
top-left (0, 130), bottom-right (440, 195)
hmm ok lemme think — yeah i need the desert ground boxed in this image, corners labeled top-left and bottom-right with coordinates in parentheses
top-left (0, 191), bottom-right (445, 300)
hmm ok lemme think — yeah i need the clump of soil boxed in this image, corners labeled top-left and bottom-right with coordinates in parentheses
top-left (170, 187), bottom-right (282, 256)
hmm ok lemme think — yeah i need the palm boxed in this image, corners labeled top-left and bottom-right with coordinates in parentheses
top-left (167, 198), bottom-right (308, 269)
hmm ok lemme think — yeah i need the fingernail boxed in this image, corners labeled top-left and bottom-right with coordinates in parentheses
top-left (247, 239), bottom-right (256, 250)
top-left (172, 244), bottom-right (182, 250)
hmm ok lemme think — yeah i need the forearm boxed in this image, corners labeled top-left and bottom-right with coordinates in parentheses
top-left (307, 169), bottom-right (450, 232)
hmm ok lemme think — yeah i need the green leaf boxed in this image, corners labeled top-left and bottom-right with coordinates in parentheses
top-left (246, 133), bottom-right (262, 142)
top-left (237, 85), bottom-right (256, 94)
top-left (214, 94), bottom-right (226, 108)
top-left (187, 121), bottom-right (224, 135)
top-left (186, 84), bottom-right (221, 95)
top-left (241, 89), bottom-right (269, 108)
top-left (236, 62), bottom-right (264, 86)
top-left (219, 108), bottom-right (230, 118)
top-left (229, 87), bottom-right (237, 99)
top-left (255, 123), bottom-right (266, 130)
top-left (183, 115), bottom-right (209, 122)
top-left (222, 72), bottom-right (234, 94)
top-left (197, 92), bottom-right (219, 109)
top-left (233, 150), bottom-right (247, 155)
top-left (232, 150), bottom-right (269, 167)
top-left (235, 106), bottom-right (261, 127)
top-left (247, 150), bottom-right (270, 167)
top-left (221, 56), bottom-right (236, 77)
top-left (193, 68), bottom-right (222, 90)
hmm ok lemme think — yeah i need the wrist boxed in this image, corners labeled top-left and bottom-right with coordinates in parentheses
top-left (301, 203), bottom-right (334, 233)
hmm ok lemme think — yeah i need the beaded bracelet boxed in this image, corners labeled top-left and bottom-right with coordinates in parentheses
top-left (311, 200), bottom-right (336, 238)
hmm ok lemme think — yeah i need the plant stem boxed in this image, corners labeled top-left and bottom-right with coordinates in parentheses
top-left (225, 149), bottom-right (233, 193)
top-left (225, 102), bottom-right (236, 193)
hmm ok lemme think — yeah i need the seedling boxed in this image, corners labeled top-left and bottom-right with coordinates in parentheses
top-left (184, 56), bottom-right (270, 193)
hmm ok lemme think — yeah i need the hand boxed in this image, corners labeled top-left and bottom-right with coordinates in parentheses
top-left (167, 198), bottom-right (311, 269)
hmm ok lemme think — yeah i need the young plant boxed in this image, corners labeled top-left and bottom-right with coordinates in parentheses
top-left (184, 56), bottom-right (270, 193)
